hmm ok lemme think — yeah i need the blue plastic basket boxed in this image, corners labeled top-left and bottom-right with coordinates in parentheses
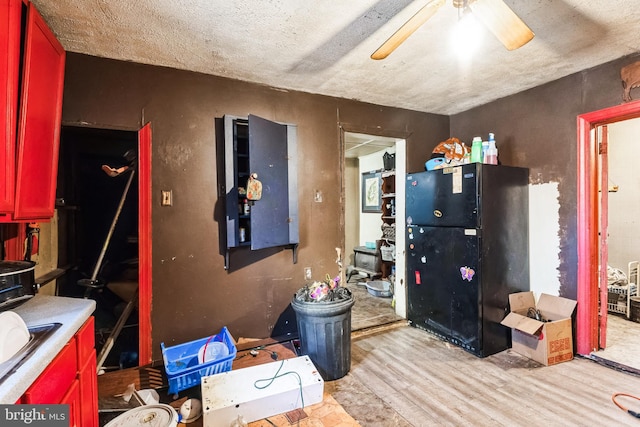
top-left (161, 326), bottom-right (236, 395)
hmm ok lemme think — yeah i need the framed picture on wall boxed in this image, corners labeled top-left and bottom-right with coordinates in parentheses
top-left (361, 171), bottom-right (382, 213)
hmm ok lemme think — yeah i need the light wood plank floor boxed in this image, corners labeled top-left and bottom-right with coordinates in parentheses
top-left (328, 325), bottom-right (640, 426)
top-left (346, 279), bottom-right (402, 331)
top-left (591, 313), bottom-right (640, 373)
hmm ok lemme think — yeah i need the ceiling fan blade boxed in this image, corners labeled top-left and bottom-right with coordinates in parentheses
top-left (371, 0), bottom-right (446, 60)
top-left (469, 0), bottom-right (534, 51)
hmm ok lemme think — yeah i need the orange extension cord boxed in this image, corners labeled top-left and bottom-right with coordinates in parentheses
top-left (612, 393), bottom-right (640, 418)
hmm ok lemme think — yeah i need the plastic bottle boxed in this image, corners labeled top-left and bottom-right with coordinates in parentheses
top-left (485, 134), bottom-right (498, 165)
top-left (243, 199), bottom-right (250, 215)
top-left (482, 132), bottom-right (498, 165)
top-left (481, 139), bottom-right (489, 163)
top-left (462, 142), bottom-right (470, 164)
top-left (470, 137), bottom-right (483, 163)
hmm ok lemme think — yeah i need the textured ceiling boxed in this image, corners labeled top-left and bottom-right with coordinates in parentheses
top-left (345, 132), bottom-right (396, 159)
top-left (31, 0), bottom-right (640, 115)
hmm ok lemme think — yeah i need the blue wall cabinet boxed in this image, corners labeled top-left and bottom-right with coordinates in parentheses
top-left (223, 114), bottom-right (299, 269)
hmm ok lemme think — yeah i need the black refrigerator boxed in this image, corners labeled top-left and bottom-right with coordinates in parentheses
top-left (405, 163), bottom-right (529, 357)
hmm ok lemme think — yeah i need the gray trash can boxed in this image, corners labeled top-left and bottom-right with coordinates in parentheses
top-left (291, 295), bottom-right (355, 380)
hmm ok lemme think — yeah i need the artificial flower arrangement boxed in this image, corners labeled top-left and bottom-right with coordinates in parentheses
top-left (294, 249), bottom-right (352, 303)
top-left (295, 274), bottom-right (351, 302)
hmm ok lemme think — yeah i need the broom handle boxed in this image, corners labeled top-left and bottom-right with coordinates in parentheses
top-left (90, 169), bottom-right (135, 281)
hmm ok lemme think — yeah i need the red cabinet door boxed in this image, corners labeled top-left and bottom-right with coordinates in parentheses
top-left (13, 2), bottom-right (65, 220)
top-left (77, 317), bottom-right (98, 427)
top-left (60, 379), bottom-right (81, 427)
top-left (0, 0), bottom-right (22, 214)
top-left (78, 350), bottom-right (98, 427)
top-left (22, 338), bottom-right (77, 403)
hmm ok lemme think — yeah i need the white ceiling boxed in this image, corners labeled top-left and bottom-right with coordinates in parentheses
top-left (345, 132), bottom-right (397, 159)
top-left (31, 0), bottom-right (640, 115)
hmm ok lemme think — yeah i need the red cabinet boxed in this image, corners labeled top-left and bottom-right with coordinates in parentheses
top-left (60, 379), bottom-right (81, 427)
top-left (22, 338), bottom-right (77, 403)
top-left (21, 317), bottom-right (98, 427)
top-left (76, 318), bottom-right (98, 427)
top-left (0, 0), bottom-right (22, 214)
top-left (0, 0), bottom-right (65, 222)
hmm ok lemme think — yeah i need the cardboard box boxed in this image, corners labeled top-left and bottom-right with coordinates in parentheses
top-left (501, 292), bottom-right (577, 366)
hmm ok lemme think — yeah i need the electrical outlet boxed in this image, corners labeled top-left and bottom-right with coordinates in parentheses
top-left (161, 190), bottom-right (172, 206)
top-left (304, 267), bottom-right (312, 280)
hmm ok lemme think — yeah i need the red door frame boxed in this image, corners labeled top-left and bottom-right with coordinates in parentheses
top-left (577, 100), bottom-right (640, 355)
top-left (138, 123), bottom-right (152, 365)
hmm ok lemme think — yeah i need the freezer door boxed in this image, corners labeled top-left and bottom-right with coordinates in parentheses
top-left (406, 226), bottom-right (481, 353)
top-left (406, 165), bottom-right (479, 228)
top-left (406, 226), bottom-right (451, 339)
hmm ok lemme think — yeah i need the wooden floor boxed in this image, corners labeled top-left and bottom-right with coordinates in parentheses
top-left (98, 322), bottom-right (640, 426)
top-left (346, 277), bottom-right (402, 331)
top-left (591, 313), bottom-right (640, 373)
top-left (99, 287), bottom-right (640, 426)
top-left (333, 279), bottom-right (640, 426)
top-left (328, 325), bottom-right (640, 427)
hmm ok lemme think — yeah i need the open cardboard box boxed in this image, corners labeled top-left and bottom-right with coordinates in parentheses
top-left (501, 292), bottom-right (577, 366)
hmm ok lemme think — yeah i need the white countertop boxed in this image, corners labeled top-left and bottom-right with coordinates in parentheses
top-left (0, 294), bottom-right (96, 403)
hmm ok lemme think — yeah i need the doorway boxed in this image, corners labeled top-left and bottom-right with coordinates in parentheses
top-left (56, 124), bottom-right (152, 370)
top-left (343, 131), bottom-right (406, 330)
top-left (590, 118), bottom-right (640, 371)
top-left (577, 99), bottom-right (640, 363)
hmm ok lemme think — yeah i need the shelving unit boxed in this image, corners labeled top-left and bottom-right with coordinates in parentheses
top-left (380, 170), bottom-right (395, 279)
top-left (222, 114), bottom-right (299, 270)
top-left (234, 120), bottom-right (251, 246)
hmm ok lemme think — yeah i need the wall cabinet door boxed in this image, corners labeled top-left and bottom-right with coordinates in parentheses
top-left (0, 1), bottom-right (65, 222)
top-left (0, 0), bottom-right (22, 214)
top-left (13, 2), bottom-right (65, 221)
top-left (223, 114), bottom-right (299, 269)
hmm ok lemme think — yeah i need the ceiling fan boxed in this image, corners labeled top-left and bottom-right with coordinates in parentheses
top-left (371, 0), bottom-right (534, 60)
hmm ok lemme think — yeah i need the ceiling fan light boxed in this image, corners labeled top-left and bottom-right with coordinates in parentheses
top-left (452, 9), bottom-right (483, 58)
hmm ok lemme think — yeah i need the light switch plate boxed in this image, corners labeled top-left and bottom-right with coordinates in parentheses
top-left (161, 190), bottom-right (172, 206)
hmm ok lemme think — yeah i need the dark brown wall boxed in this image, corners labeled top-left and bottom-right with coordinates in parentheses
top-left (62, 53), bottom-right (449, 359)
top-left (451, 53), bottom-right (640, 299)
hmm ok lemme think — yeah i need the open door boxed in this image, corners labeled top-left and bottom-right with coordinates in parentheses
top-left (247, 115), bottom-right (297, 250)
top-left (597, 125), bottom-right (609, 349)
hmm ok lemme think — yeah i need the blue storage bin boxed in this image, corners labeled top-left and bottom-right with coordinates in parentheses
top-left (161, 326), bottom-right (236, 395)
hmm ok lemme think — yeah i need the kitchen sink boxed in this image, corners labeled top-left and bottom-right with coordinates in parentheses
top-left (0, 322), bottom-right (61, 386)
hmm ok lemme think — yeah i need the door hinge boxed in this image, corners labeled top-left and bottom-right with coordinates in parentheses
top-left (599, 141), bottom-right (608, 155)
